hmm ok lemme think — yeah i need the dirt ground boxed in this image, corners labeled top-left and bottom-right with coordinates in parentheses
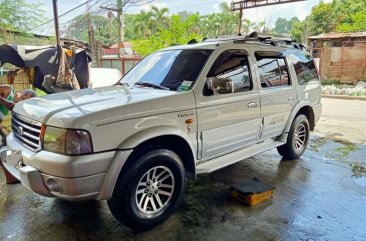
top-left (1, 98), bottom-right (366, 241)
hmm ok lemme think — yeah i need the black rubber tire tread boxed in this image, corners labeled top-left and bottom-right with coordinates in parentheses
top-left (107, 148), bottom-right (185, 231)
top-left (277, 114), bottom-right (310, 160)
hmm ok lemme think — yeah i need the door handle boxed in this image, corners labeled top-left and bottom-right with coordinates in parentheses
top-left (247, 102), bottom-right (257, 108)
top-left (288, 96), bottom-right (295, 101)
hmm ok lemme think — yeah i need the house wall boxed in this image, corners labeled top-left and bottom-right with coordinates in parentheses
top-left (319, 44), bottom-right (366, 84)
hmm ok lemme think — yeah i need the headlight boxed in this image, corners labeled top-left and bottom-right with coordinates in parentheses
top-left (43, 126), bottom-right (93, 155)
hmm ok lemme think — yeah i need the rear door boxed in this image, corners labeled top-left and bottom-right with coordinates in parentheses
top-left (255, 51), bottom-right (297, 140)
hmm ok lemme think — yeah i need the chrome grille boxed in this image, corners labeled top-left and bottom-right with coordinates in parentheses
top-left (11, 113), bottom-right (42, 152)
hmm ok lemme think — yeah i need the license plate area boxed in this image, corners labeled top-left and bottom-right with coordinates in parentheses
top-left (1, 150), bottom-right (23, 168)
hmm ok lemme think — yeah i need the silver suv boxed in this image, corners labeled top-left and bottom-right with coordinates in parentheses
top-left (2, 36), bottom-right (321, 230)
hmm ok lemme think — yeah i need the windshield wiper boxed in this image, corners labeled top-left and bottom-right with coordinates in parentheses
top-left (116, 82), bottom-right (129, 87)
top-left (134, 81), bottom-right (169, 90)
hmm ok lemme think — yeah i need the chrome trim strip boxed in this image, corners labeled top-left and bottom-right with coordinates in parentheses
top-left (12, 112), bottom-right (42, 127)
top-left (12, 118), bottom-right (41, 133)
top-left (13, 132), bottom-right (39, 149)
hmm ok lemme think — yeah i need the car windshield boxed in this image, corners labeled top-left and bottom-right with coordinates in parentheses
top-left (120, 49), bottom-right (213, 91)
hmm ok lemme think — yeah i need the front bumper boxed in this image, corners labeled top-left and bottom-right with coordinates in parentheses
top-left (2, 133), bottom-right (116, 201)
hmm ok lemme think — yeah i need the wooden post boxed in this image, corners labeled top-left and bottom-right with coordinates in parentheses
top-left (52, 0), bottom-right (61, 47)
top-left (238, 8), bottom-right (243, 35)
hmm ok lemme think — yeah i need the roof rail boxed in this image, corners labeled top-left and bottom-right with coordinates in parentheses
top-left (200, 32), bottom-right (308, 51)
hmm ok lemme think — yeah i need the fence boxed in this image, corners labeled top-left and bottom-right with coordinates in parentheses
top-left (310, 41), bottom-right (366, 84)
top-left (100, 57), bottom-right (142, 75)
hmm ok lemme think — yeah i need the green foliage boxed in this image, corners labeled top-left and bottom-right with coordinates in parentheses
top-left (291, 21), bottom-right (305, 42)
top-left (273, 17), bottom-right (300, 35)
top-left (336, 11), bottom-right (366, 32)
top-left (321, 79), bottom-right (340, 86)
top-left (132, 14), bottom-right (202, 56)
top-left (0, 0), bottom-right (47, 32)
top-left (307, 1), bottom-right (335, 35)
top-left (292, 0), bottom-right (366, 43)
top-left (63, 14), bottom-right (118, 46)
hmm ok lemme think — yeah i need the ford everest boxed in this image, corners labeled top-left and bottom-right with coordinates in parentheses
top-left (1, 35), bottom-right (322, 230)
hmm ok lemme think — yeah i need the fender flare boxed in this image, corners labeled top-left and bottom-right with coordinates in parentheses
top-left (283, 100), bottom-right (314, 133)
top-left (117, 125), bottom-right (196, 151)
top-left (98, 126), bottom-right (196, 200)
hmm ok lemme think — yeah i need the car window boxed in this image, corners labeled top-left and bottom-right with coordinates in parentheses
top-left (291, 53), bottom-right (319, 85)
top-left (205, 49), bottom-right (252, 95)
top-left (277, 58), bottom-right (290, 86)
top-left (121, 49), bottom-right (212, 91)
top-left (256, 55), bottom-right (290, 88)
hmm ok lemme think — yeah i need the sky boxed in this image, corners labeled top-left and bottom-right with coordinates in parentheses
top-left (29, 0), bottom-right (332, 35)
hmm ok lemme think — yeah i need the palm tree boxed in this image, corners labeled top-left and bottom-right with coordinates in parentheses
top-left (241, 19), bottom-right (251, 35)
top-left (251, 21), bottom-right (265, 33)
top-left (150, 6), bottom-right (170, 33)
top-left (133, 10), bottom-right (153, 38)
top-left (217, 2), bottom-right (238, 36)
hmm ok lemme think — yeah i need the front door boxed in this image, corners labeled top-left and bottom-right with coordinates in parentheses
top-left (196, 49), bottom-right (261, 160)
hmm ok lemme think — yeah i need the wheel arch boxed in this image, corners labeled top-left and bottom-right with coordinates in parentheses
top-left (98, 127), bottom-right (197, 200)
top-left (122, 134), bottom-right (197, 180)
top-left (284, 102), bottom-right (315, 133)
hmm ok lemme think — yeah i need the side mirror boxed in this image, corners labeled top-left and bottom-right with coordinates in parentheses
top-left (207, 77), bottom-right (234, 95)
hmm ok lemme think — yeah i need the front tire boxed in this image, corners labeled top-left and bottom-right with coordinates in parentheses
top-left (107, 148), bottom-right (185, 231)
top-left (277, 114), bottom-right (310, 160)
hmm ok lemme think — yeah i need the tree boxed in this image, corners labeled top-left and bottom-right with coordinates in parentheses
top-left (63, 14), bottom-right (116, 46)
top-left (150, 6), bottom-right (170, 32)
top-left (336, 11), bottom-right (366, 32)
top-left (133, 10), bottom-right (154, 38)
top-left (333, 0), bottom-right (366, 32)
top-left (273, 18), bottom-right (290, 34)
top-left (0, 0), bottom-right (47, 32)
top-left (132, 14), bottom-right (202, 56)
top-left (251, 21), bottom-right (265, 33)
top-left (241, 19), bottom-right (251, 35)
top-left (307, 1), bottom-right (335, 35)
top-left (291, 21), bottom-right (305, 42)
top-left (273, 17), bottom-right (300, 35)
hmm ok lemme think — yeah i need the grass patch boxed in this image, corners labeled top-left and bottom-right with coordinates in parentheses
top-left (321, 79), bottom-right (340, 86)
top-left (335, 143), bottom-right (357, 158)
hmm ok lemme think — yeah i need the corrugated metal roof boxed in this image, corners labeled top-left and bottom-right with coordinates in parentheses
top-left (308, 32), bottom-right (366, 40)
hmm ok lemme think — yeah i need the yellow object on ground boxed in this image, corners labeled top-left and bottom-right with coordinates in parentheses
top-left (231, 178), bottom-right (275, 206)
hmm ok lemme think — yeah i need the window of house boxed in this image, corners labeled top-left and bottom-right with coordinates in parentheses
top-left (256, 55), bottom-right (290, 88)
top-left (291, 53), bottom-right (319, 85)
top-left (204, 49), bottom-right (252, 95)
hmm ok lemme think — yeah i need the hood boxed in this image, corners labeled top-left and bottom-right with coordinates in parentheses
top-left (14, 86), bottom-right (178, 125)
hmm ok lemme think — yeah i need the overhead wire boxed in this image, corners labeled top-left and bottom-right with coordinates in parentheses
top-left (30, 0), bottom-right (96, 31)
top-left (59, 0), bottom-right (108, 36)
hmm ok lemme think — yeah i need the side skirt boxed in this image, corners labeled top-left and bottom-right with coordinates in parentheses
top-left (196, 139), bottom-right (285, 174)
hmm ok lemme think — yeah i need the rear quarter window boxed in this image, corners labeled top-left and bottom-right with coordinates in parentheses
top-left (291, 53), bottom-right (319, 85)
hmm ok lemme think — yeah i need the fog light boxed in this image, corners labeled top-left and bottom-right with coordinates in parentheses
top-left (46, 178), bottom-right (61, 193)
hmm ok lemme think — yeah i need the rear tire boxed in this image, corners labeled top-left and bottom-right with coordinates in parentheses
top-left (107, 148), bottom-right (185, 231)
top-left (277, 114), bottom-right (310, 160)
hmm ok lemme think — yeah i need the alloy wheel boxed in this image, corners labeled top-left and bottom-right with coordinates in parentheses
top-left (135, 166), bottom-right (175, 214)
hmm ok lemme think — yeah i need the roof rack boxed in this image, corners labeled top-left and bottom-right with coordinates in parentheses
top-left (199, 32), bottom-right (308, 51)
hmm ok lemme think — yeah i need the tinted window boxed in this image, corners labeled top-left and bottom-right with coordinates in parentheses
top-left (121, 49), bottom-right (212, 91)
top-left (291, 53), bottom-right (319, 85)
top-left (256, 56), bottom-right (290, 88)
top-left (206, 49), bottom-right (252, 94)
top-left (278, 59), bottom-right (290, 86)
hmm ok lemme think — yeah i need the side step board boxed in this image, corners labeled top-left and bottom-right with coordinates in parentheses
top-left (196, 140), bottom-right (285, 174)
